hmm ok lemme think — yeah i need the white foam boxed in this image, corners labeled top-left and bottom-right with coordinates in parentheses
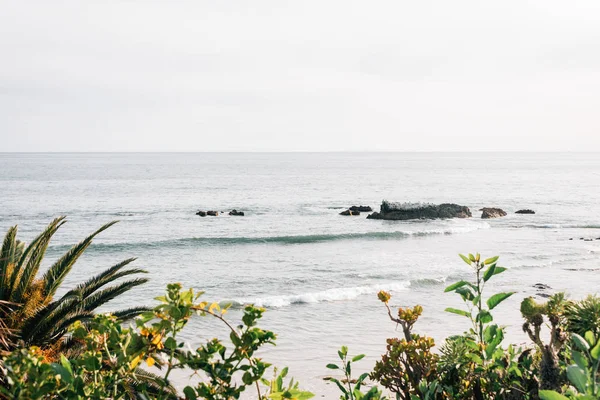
top-left (235, 281), bottom-right (410, 308)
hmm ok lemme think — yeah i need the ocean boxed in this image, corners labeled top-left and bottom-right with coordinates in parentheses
top-left (1, 152), bottom-right (600, 395)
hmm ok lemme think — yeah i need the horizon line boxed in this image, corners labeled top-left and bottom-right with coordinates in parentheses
top-left (1, 150), bottom-right (599, 154)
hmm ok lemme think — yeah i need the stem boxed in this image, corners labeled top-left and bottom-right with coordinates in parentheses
top-left (196, 307), bottom-right (264, 399)
top-left (345, 356), bottom-right (354, 400)
top-left (476, 266), bottom-right (483, 344)
top-left (159, 326), bottom-right (178, 398)
top-left (384, 302), bottom-right (412, 341)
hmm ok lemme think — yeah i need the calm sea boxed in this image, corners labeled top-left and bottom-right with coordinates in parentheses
top-left (1, 152), bottom-right (600, 395)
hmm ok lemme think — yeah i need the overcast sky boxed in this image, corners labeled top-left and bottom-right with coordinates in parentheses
top-left (1, 1), bottom-right (600, 151)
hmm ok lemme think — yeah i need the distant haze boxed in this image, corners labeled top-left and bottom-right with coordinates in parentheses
top-left (1, 0), bottom-right (600, 152)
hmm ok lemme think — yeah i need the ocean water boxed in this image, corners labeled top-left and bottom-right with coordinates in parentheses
top-left (1, 152), bottom-right (600, 395)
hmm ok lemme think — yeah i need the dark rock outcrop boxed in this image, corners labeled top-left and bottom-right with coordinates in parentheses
top-left (206, 211), bottom-right (219, 216)
top-left (340, 209), bottom-right (360, 216)
top-left (533, 283), bottom-right (551, 290)
top-left (366, 202), bottom-right (471, 220)
top-left (480, 208), bottom-right (507, 219)
top-left (516, 209), bottom-right (536, 214)
top-left (229, 209), bottom-right (245, 216)
top-left (196, 211), bottom-right (207, 217)
top-left (349, 205), bottom-right (372, 212)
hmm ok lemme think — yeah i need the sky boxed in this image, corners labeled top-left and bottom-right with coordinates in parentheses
top-left (1, 1), bottom-right (600, 152)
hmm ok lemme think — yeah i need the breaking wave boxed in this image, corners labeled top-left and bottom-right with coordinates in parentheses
top-left (227, 281), bottom-right (411, 308)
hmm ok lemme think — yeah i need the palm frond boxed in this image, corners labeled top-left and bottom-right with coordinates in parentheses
top-left (41, 220), bottom-right (118, 302)
top-left (0, 226), bottom-right (18, 301)
top-left (42, 310), bottom-right (95, 346)
top-left (7, 217), bottom-right (66, 302)
top-left (81, 278), bottom-right (149, 313)
top-left (112, 306), bottom-right (151, 321)
top-left (61, 258), bottom-right (143, 299)
top-left (19, 296), bottom-right (79, 345)
top-left (129, 368), bottom-right (177, 398)
top-left (0, 300), bottom-right (16, 351)
top-left (13, 218), bottom-right (66, 304)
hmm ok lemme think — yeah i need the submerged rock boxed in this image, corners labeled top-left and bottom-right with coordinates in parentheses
top-left (196, 211), bottom-right (207, 217)
top-left (480, 207), bottom-right (507, 219)
top-left (366, 201), bottom-right (471, 220)
top-left (229, 209), bottom-right (245, 216)
top-left (349, 205), bottom-right (372, 212)
top-left (516, 209), bottom-right (536, 214)
top-left (340, 209), bottom-right (360, 216)
top-left (533, 283), bottom-right (551, 290)
top-left (206, 211), bottom-right (219, 216)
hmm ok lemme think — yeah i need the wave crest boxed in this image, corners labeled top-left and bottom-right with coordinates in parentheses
top-left (226, 281), bottom-right (410, 308)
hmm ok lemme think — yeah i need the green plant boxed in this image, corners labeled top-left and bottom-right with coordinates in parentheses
top-left (1, 283), bottom-right (311, 400)
top-left (442, 254), bottom-right (538, 399)
top-left (326, 346), bottom-right (386, 400)
top-left (262, 367), bottom-right (315, 400)
top-left (0, 217), bottom-right (148, 357)
top-left (564, 295), bottom-right (600, 338)
top-left (539, 331), bottom-right (600, 399)
top-left (521, 293), bottom-right (569, 391)
top-left (444, 254), bottom-right (512, 345)
top-left (371, 294), bottom-right (439, 399)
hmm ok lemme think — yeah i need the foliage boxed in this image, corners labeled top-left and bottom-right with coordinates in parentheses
top-left (439, 253), bottom-right (536, 399)
top-left (521, 293), bottom-right (569, 391)
top-left (6, 245), bottom-right (600, 400)
top-left (539, 330), bottom-right (600, 399)
top-left (326, 346), bottom-right (386, 400)
top-left (0, 217), bottom-right (148, 357)
top-left (370, 296), bottom-right (439, 400)
top-left (564, 295), bottom-right (600, 338)
top-left (1, 283), bottom-right (313, 400)
top-left (262, 367), bottom-right (315, 400)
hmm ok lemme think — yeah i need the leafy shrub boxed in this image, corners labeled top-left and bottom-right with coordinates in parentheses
top-left (326, 346), bottom-right (386, 400)
top-left (564, 295), bottom-right (600, 338)
top-left (1, 283), bottom-right (313, 400)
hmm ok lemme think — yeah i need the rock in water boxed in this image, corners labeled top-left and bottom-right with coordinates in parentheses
top-left (340, 209), bottom-right (360, 216)
top-left (366, 201), bottom-right (471, 220)
top-left (206, 211), bottom-right (219, 216)
top-left (480, 208), bottom-right (507, 219)
top-left (516, 209), bottom-right (536, 214)
top-left (229, 209), bottom-right (245, 216)
top-left (349, 205), bottom-right (372, 212)
top-left (196, 211), bottom-right (207, 217)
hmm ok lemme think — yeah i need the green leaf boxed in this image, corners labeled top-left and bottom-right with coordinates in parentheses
top-left (351, 354), bottom-right (365, 362)
top-left (572, 333), bottom-right (591, 351)
top-left (484, 256), bottom-right (499, 265)
top-left (566, 365), bottom-right (588, 393)
top-left (444, 280), bottom-right (469, 293)
top-left (486, 292), bottom-right (514, 310)
top-left (326, 363), bottom-right (339, 370)
top-left (456, 287), bottom-right (475, 301)
top-left (585, 330), bottom-right (596, 346)
top-left (573, 351), bottom-right (589, 370)
top-left (476, 310), bottom-right (493, 324)
top-left (164, 337), bottom-right (177, 350)
top-left (445, 307), bottom-right (471, 318)
top-left (60, 354), bottom-right (73, 375)
top-left (483, 264), bottom-right (496, 282)
top-left (468, 253), bottom-right (476, 262)
top-left (183, 386), bottom-right (197, 400)
top-left (491, 266), bottom-right (507, 277)
top-left (538, 391), bottom-right (569, 400)
top-left (591, 340), bottom-right (600, 360)
top-left (459, 254), bottom-right (472, 265)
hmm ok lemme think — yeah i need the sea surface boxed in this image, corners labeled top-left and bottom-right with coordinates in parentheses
top-left (1, 152), bottom-right (600, 396)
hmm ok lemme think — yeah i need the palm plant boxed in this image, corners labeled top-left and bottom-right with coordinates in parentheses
top-left (0, 216), bottom-right (149, 357)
